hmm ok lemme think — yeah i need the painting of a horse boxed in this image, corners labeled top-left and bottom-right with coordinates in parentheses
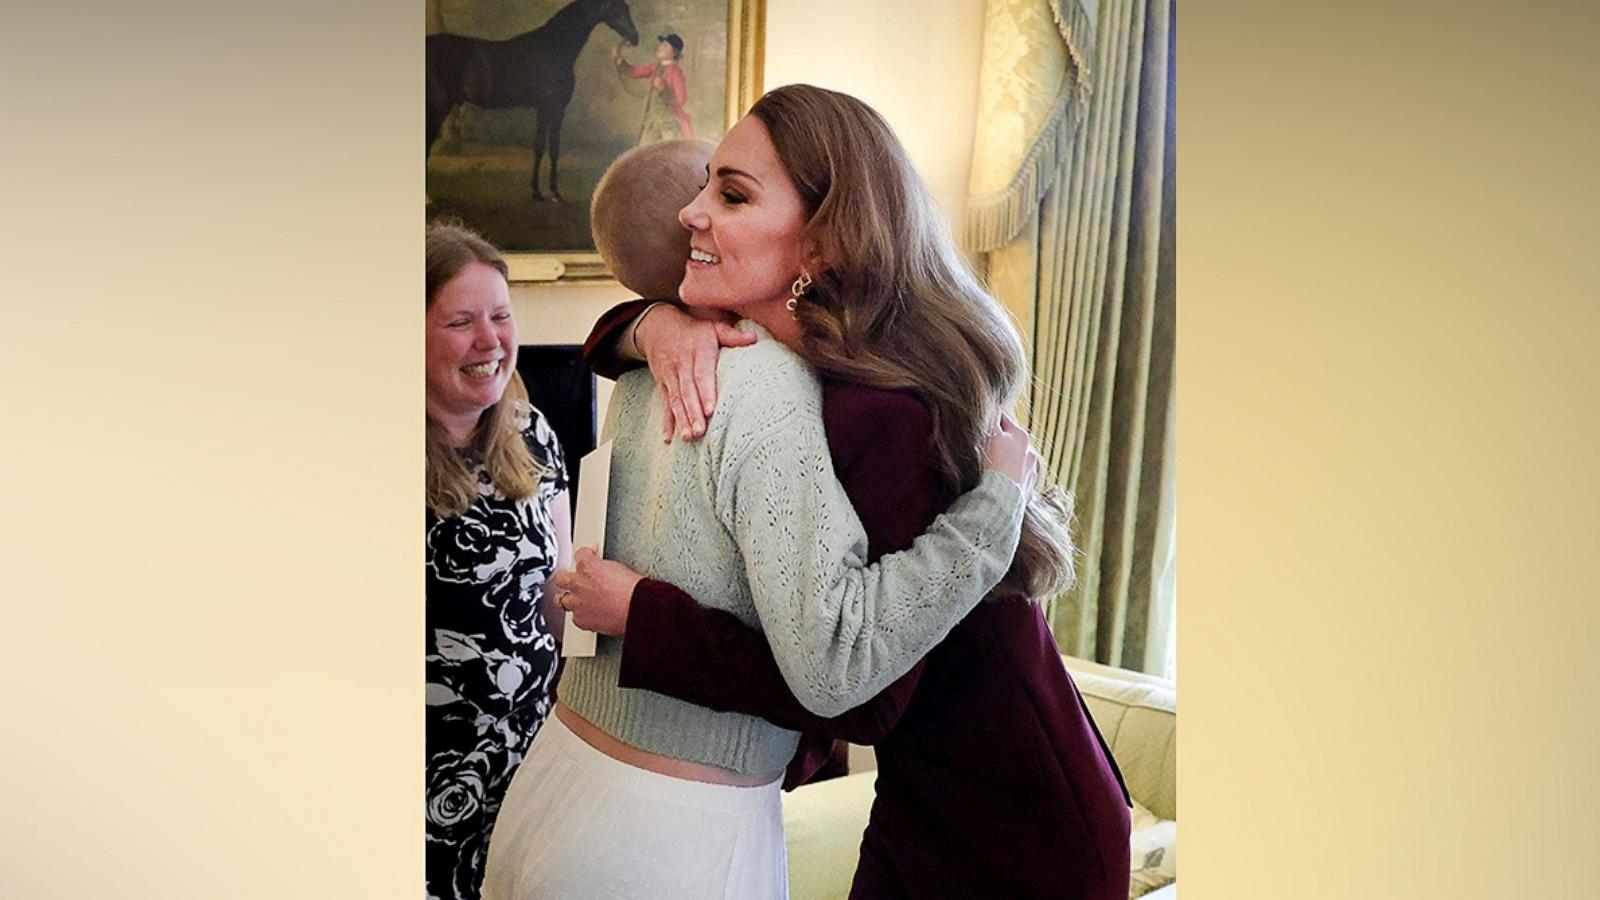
top-left (425, 0), bottom-right (754, 261)
top-left (427, 0), bottom-right (640, 201)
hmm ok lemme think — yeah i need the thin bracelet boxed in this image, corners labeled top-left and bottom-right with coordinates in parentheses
top-left (627, 301), bottom-right (669, 360)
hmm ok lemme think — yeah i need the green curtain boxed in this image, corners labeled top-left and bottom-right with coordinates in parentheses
top-left (966, 0), bottom-right (1175, 675)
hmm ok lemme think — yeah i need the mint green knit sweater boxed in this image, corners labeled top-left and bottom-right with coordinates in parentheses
top-left (558, 323), bottom-right (1025, 777)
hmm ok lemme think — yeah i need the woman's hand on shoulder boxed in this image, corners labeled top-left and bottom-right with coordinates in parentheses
top-left (635, 304), bottom-right (756, 443)
top-left (550, 547), bottom-right (644, 636)
top-left (982, 414), bottom-right (1042, 496)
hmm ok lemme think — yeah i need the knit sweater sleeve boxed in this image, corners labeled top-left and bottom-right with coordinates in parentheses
top-left (717, 393), bottom-right (1025, 717)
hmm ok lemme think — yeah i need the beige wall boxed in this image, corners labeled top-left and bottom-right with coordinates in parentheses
top-left (763, 0), bottom-right (987, 228)
top-left (515, 0), bottom-right (989, 431)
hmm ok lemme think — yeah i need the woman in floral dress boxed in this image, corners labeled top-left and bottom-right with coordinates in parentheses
top-left (424, 224), bottom-right (570, 900)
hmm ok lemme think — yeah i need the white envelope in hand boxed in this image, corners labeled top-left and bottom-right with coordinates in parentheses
top-left (561, 439), bottom-right (612, 657)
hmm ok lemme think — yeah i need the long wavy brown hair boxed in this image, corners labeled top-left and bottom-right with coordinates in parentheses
top-left (425, 223), bottom-right (544, 518)
top-left (750, 85), bottom-right (1076, 602)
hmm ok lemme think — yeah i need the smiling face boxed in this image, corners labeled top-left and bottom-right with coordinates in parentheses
top-left (676, 116), bottom-right (811, 321)
top-left (425, 261), bottom-right (517, 433)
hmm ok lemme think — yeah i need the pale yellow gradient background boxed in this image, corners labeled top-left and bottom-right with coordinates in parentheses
top-left (1182, 3), bottom-right (1600, 897)
top-left (3, 1), bottom-right (1598, 898)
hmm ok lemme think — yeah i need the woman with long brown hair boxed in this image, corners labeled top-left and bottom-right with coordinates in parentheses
top-left (555, 85), bottom-right (1132, 898)
top-left (424, 224), bottom-right (570, 900)
top-left (479, 101), bottom-right (1045, 896)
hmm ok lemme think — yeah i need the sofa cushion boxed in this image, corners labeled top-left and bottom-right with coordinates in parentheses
top-left (1129, 799), bottom-right (1177, 898)
top-left (1063, 656), bottom-right (1177, 821)
top-left (783, 771), bottom-right (875, 900)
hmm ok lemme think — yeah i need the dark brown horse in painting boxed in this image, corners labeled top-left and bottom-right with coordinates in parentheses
top-left (427, 0), bottom-right (639, 201)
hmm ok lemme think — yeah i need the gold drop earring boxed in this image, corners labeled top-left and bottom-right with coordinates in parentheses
top-left (787, 271), bottom-right (813, 317)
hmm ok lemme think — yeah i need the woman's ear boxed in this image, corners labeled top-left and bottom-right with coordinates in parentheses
top-left (801, 236), bottom-right (832, 280)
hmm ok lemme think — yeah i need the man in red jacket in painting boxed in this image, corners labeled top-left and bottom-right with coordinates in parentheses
top-left (614, 33), bottom-right (693, 142)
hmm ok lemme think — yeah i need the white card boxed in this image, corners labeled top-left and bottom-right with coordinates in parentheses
top-left (561, 439), bottom-right (613, 658)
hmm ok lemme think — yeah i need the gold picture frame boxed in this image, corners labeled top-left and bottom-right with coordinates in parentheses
top-left (426, 0), bottom-right (765, 284)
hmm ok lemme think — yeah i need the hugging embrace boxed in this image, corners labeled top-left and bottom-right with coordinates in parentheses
top-left (427, 84), bottom-right (1131, 900)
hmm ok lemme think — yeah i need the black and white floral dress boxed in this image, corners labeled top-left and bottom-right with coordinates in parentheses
top-left (426, 405), bottom-right (566, 900)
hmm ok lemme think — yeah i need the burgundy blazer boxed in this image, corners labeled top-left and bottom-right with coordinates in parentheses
top-left (583, 301), bottom-right (1131, 899)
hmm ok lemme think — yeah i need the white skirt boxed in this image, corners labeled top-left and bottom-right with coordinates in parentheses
top-left (481, 713), bottom-right (789, 900)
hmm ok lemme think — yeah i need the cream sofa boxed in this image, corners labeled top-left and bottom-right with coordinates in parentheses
top-left (782, 655), bottom-right (1178, 899)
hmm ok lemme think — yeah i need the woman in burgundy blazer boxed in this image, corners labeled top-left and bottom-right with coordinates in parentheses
top-left (576, 298), bottom-right (1132, 900)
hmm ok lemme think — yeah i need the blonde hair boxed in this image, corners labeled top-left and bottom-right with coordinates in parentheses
top-left (750, 85), bottom-right (1076, 601)
top-left (425, 222), bottom-right (545, 518)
